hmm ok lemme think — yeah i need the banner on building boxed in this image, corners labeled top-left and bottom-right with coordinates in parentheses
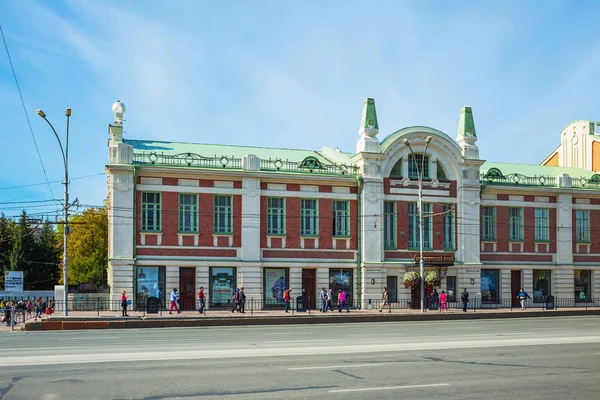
top-left (4, 271), bottom-right (24, 291)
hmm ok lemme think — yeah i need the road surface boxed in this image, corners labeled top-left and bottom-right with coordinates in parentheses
top-left (0, 316), bottom-right (599, 399)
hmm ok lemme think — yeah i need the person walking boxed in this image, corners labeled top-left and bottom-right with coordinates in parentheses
top-left (379, 287), bottom-right (391, 313)
top-left (197, 286), bottom-right (205, 314)
top-left (34, 298), bottom-right (44, 320)
top-left (339, 289), bottom-right (350, 313)
top-left (231, 288), bottom-right (240, 313)
top-left (327, 288), bottom-right (333, 312)
top-left (169, 288), bottom-right (181, 314)
top-left (238, 287), bottom-right (246, 313)
top-left (320, 287), bottom-right (328, 312)
top-left (121, 290), bottom-right (129, 317)
top-left (439, 290), bottom-right (448, 311)
top-left (517, 288), bottom-right (531, 311)
top-left (430, 289), bottom-right (439, 310)
top-left (461, 288), bottom-right (469, 312)
top-left (283, 288), bottom-right (292, 313)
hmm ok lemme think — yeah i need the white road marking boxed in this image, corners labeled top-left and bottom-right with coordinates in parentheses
top-left (289, 363), bottom-right (384, 370)
top-left (329, 383), bottom-right (451, 393)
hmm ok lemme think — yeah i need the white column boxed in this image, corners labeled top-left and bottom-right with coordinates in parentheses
top-left (317, 268), bottom-right (329, 292)
top-left (196, 266), bottom-right (208, 308)
top-left (241, 177), bottom-right (261, 261)
top-left (362, 267), bottom-right (385, 308)
top-left (289, 267), bottom-right (302, 300)
top-left (556, 194), bottom-right (574, 265)
top-left (397, 267), bottom-right (411, 301)
top-left (361, 180), bottom-right (384, 264)
top-left (593, 270), bottom-right (600, 298)
top-left (238, 264), bottom-right (262, 306)
top-left (166, 266), bottom-right (180, 295)
top-left (553, 268), bottom-right (574, 299)
top-left (500, 269), bottom-right (511, 302)
top-left (522, 269), bottom-right (533, 295)
top-left (458, 266), bottom-right (481, 300)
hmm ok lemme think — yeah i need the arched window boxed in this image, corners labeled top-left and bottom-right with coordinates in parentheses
top-left (484, 168), bottom-right (504, 180)
top-left (408, 154), bottom-right (429, 179)
top-left (390, 158), bottom-right (403, 178)
top-left (437, 163), bottom-right (447, 180)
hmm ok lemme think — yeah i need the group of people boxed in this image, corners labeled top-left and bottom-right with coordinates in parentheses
top-left (319, 287), bottom-right (350, 313)
top-left (1, 298), bottom-right (53, 325)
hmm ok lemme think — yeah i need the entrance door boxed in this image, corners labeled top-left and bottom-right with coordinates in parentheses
top-left (411, 284), bottom-right (433, 309)
top-left (302, 269), bottom-right (316, 309)
top-left (511, 270), bottom-right (521, 307)
top-left (179, 268), bottom-right (196, 311)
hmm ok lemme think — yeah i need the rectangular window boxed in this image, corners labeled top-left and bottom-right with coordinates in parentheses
top-left (480, 269), bottom-right (500, 303)
top-left (332, 200), bottom-right (350, 236)
top-left (534, 208), bottom-right (549, 241)
top-left (443, 204), bottom-right (455, 250)
top-left (213, 195), bottom-right (233, 234)
top-left (141, 192), bottom-right (161, 231)
top-left (574, 270), bottom-right (591, 301)
top-left (446, 276), bottom-right (456, 302)
top-left (576, 210), bottom-right (590, 242)
top-left (264, 268), bottom-right (289, 307)
top-left (384, 201), bottom-right (396, 249)
top-left (136, 266), bottom-right (166, 309)
top-left (509, 207), bottom-right (523, 241)
top-left (178, 194), bottom-right (198, 233)
top-left (408, 202), bottom-right (431, 250)
top-left (481, 206), bottom-right (496, 240)
top-left (533, 270), bottom-right (551, 302)
top-left (209, 267), bottom-right (236, 307)
top-left (300, 199), bottom-right (318, 236)
top-left (267, 198), bottom-right (286, 235)
top-left (408, 154), bottom-right (429, 179)
top-left (329, 268), bottom-right (353, 304)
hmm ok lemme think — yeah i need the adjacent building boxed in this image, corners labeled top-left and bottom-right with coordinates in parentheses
top-left (105, 99), bottom-right (600, 309)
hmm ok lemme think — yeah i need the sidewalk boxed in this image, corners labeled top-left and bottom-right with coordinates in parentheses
top-left (11, 306), bottom-right (600, 332)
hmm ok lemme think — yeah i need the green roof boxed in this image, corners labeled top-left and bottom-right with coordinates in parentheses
top-left (481, 161), bottom-right (596, 179)
top-left (360, 98), bottom-right (378, 130)
top-left (457, 106), bottom-right (476, 137)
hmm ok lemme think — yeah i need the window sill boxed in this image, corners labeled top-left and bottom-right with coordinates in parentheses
top-left (332, 235), bottom-right (351, 239)
top-left (267, 234), bottom-right (287, 238)
top-left (177, 232), bottom-right (199, 235)
top-left (534, 240), bottom-right (551, 244)
top-left (408, 247), bottom-right (433, 251)
top-left (141, 231), bottom-right (162, 235)
top-left (213, 232), bottom-right (234, 237)
top-left (508, 240), bottom-right (525, 244)
top-left (443, 247), bottom-right (455, 251)
top-left (300, 235), bottom-right (320, 239)
top-left (481, 239), bottom-right (497, 243)
top-left (576, 241), bottom-right (592, 245)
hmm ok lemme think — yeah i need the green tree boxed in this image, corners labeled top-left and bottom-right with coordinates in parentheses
top-left (58, 207), bottom-right (108, 285)
top-left (31, 221), bottom-right (61, 290)
top-left (8, 211), bottom-right (36, 287)
top-left (0, 213), bottom-right (15, 288)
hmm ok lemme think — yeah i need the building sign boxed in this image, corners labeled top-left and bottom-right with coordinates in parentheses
top-left (413, 255), bottom-right (455, 265)
top-left (4, 271), bottom-right (24, 291)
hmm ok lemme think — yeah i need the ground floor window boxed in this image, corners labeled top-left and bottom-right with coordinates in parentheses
top-left (387, 276), bottom-right (398, 302)
top-left (210, 267), bottom-right (236, 307)
top-left (533, 270), bottom-right (551, 302)
top-left (446, 276), bottom-right (456, 301)
top-left (136, 266), bottom-right (166, 307)
top-left (329, 269), bottom-right (353, 305)
top-left (574, 270), bottom-right (591, 301)
top-left (480, 269), bottom-right (500, 303)
top-left (264, 268), bottom-right (288, 307)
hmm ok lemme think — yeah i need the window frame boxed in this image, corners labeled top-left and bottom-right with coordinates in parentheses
top-left (300, 199), bottom-right (319, 236)
top-left (332, 200), bottom-right (350, 237)
top-left (534, 208), bottom-right (549, 242)
top-left (408, 202), bottom-right (432, 250)
top-left (408, 154), bottom-right (429, 179)
top-left (178, 193), bottom-right (198, 233)
top-left (509, 207), bottom-right (524, 241)
top-left (443, 204), bottom-right (455, 250)
top-left (481, 206), bottom-right (496, 241)
top-left (141, 192), bottom-right (162, 232)
top-left (576, 209), bottom-right (590, 243)
top-left (213, 195), bottom-right (233, 234)
top-left (267, 197), bottom-right (286, 235)
top-left (384, 201), bottom-right (397, 249)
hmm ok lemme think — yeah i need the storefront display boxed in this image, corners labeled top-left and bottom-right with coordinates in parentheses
top-left (329, 269), bottom-right (353, 303)
top-left (264, 268), bottom-right (288, 306)
top-left (533, 270), bottom-right (551, 302)
top-left (574, 270), bottom-right (591, 301)
top-left (480, 269), bottom-right (499, 303)
top-left (137, 267), bottom-right (166, 306)
top-left (210, 267), bottom-right (236, 306)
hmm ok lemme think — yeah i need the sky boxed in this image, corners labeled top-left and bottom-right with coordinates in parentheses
top-left (1, 0), bottom-right (600, 220)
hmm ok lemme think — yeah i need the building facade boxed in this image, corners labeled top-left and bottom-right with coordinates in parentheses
top-left (106, 99), bottom-right (600, 309)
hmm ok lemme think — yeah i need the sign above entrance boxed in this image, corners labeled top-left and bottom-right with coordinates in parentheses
top-left (413, 255), bottom-right (455, 265)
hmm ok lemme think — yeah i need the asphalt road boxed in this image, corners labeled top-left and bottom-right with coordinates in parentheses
top-left (0, 316), bottom-right (600, 399)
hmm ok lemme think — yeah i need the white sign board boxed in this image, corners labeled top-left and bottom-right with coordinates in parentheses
top-left (4, 271), bottom-right (23, 291)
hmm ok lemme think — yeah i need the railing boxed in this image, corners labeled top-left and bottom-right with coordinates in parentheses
top-left (481, 173), bottom-right (557, 188)
top-left (260, 158), bottom-right (358, 176)
top-left (133, 152), bottom-right (243, 170)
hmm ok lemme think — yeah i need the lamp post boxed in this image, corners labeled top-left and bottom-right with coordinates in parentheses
top-left (403, 136), bottom-right (432, 313)
top-left (37, 108), bottom-right (71, 316)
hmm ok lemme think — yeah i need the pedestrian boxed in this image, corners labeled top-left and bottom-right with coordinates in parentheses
top-left (517, 288), bottom-right (531, 311)
top-left (339, 289), bottom-right (350, 313)
top-left (26, 300), bottom-right (33, 316)
top-left (320, 287), bottom-right (328, 312)
top-left (238, 287), bottom-right (246, 313)
top-left (431, 289), bottom-right (439, 310)
top-left (198, 286), bottom-right (205, 314)
top-left (3, 302), bottom-right (10, 326)
top-left (283, 288), bottom-right (292, 313)
top-left (121, 290), bottom-right (129, 316)
top-left (34, 297), bottom-right (44, 320)
top-left (439, 290), bottom-right (448, 311)
top-left (169, 288), bottom-right (181, 314)
top-left (231, 288), bottom-right (240, 313)
top-left (327, 288), bottom-right (333, 311)
top-left (580, 290), bottom-right (586, 302)
top-left (379, 287), bottom-right (391, 313)
top-left (461, 288), bottom-right (469, 312)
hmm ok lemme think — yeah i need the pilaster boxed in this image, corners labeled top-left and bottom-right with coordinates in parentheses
top-left (556, 194), bottom-right (574, 265)
top-left (241, 177), bottom-right (261, 261)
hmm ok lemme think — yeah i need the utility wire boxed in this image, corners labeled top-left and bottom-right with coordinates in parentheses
top-left (0, 24), bottom-right (60, 215)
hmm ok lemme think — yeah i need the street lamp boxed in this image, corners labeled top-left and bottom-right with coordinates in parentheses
top-left (403, 135), bottom-right (432, 313)
top-left (37, 108), bottom-right (71, 316)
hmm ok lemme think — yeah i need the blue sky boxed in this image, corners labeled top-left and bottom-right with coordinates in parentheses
top-left (1, 0), bottom-right (600, 219)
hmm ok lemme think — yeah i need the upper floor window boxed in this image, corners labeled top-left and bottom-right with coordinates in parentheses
top-left (534, 208), bottom-right (549, 241)
top-left (408, 154), bottom-right (429, 179)
top-left (443, 204), bottom-right (455, 250)
top-left (481, 206), bottom-right (496, 240)
top-left (509, 207), bottom-right (523, 241)
top-left (576, 210), bottom-right (590, 243)
top-left (301, 199), bottom-right (318, 236)
top-left (179, 194), bottom-right (198, 233)
top-left (214, 195), bottom-right (233, 234)
top-left (384, 201), bottom-right (396, 249)
top-left (141, 192), bottom-right (161, 232)
top-left (408, 202), bottom-right (432, 250)
top-left (332, 200), bottom-right (350, 237)
top-left (390, 158), bottom-right (403, 178)
top-left (267, 197), bottom-right (286, 235)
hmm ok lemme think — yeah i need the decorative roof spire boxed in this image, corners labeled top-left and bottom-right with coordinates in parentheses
top-left (359, 98), bottom-right (379, 137)
top-left (457, 106), bottom-right (476, 138)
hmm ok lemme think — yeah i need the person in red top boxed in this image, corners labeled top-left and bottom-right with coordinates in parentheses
top-left (121, 290), bottom-right (129, 317)
top-left (198, 286), bottom-right (205, 314)
top-left (283, 288), bottom-right (292, 313)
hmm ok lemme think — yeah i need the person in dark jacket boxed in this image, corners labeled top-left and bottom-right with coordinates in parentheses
top-left (237, 287), bottom-right (246, 313)
top-left (461, 288), bottom-right (469, 312)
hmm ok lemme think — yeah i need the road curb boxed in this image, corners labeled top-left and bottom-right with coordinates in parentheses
top-left (22, 309), bottom-right (600, 331)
